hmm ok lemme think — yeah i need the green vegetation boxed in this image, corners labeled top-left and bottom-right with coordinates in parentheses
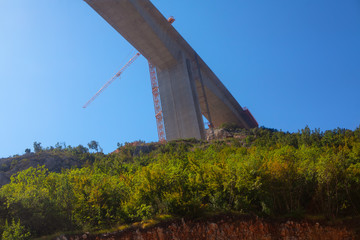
top-left (1, 219), bottom-right (30, 240)
top-left (0, 126), bottom-right (359, 238)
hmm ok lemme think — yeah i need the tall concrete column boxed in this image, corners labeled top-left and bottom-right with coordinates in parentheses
top-left (157, 51), bottom-right (205, 140)
top-left (84, 0), bottom-right (259, 141)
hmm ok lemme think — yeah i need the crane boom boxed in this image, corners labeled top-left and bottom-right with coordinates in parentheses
top-left (83, 52), bottom-right (141, 108)
top-left (82, 16), bottom-right (175, 143)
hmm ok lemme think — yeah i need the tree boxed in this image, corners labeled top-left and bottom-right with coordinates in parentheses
top-left (33, 142), bottom-right (42, 153)
top-left (55, 142), bottom-right (67, 150)
top-left (24, 149), bottom-right (31, 154)
top-left (73, 145), bottom-right (89, 154)
top-left (88, 140), bottom-right (99, 152)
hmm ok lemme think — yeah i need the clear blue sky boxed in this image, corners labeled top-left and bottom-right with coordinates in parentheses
top-left (1, 0), bottom-right (359, 157)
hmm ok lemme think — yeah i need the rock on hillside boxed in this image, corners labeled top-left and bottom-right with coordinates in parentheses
top-left (0, 151), bottom-right (91, 187)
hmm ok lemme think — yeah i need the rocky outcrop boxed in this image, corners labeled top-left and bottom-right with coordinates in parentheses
top-left (206, 128), bottom-right (233, 141)
top-left (0, 152), bottom-right (86, 187)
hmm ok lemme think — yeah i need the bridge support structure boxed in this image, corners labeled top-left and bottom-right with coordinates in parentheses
top-left (84, 0), bottom-right (258, 140)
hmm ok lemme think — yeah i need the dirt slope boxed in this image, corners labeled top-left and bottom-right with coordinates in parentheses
top-left (61, 215), bottom-right (357, 240)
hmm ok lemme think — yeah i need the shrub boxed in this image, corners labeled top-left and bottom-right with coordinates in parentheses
top-left (2, 219), bottom-right (30, 240)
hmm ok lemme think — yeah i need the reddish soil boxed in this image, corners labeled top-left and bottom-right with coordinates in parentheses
top-left (62, 215), bottom-right (358, 240)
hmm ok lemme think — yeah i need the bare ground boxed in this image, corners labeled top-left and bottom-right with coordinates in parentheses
top-left (60, 214), bottom-right (359, 240)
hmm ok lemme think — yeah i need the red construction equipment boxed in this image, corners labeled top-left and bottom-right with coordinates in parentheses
top-left (167, 16), bottom-right (175, 24)
top-left (146, 17), bottom-right (175, 142)
top-left (243, 107), bottom-right (259, 127)
top-left (148, 62), bottom-right (166, 142)
top-left (83, 17), bottom-right (176, 142)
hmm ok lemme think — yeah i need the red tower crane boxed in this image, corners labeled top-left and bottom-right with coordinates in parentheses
top-left (148, 62), bottom-right (166, 142)
top-left (83, 17), bottom-right (175, 142)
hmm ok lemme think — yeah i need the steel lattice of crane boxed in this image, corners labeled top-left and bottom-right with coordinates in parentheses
top-left (83, 52), bottom-right (141, 108)
top-left (148, 62), bottom-right (166, 142)
top-left (83, 17), bottom-right (175, 142)
top-left (149, 16), bottom-right (175, 142)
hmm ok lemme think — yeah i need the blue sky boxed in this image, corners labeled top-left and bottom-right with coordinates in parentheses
top-left (0, 0), bottom-right (359, 157)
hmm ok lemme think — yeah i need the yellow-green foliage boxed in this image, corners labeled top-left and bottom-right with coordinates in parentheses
top-left (0, 126), bottom-right (359, 238)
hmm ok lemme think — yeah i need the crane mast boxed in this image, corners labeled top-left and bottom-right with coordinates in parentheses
top-left (146, 16), bottom-right (174, 142)
top-left (83, 17), bottom-right (176, 142)
top-left (148, 62), bottom-right (166, 142)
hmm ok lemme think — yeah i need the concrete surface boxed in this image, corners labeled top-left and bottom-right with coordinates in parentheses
top-left (84, 0), bottom-right (258, 140)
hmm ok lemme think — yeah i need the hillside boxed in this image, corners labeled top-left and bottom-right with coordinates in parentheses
top-left (0, 126), bottom-right (359, 239)
top-left (0, 145), bottom-right (95, 186)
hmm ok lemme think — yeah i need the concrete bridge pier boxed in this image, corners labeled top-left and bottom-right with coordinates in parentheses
top-left (157, 51), bottom-right (205, 140)
top-left (83, 0), bottom-right (259, 142)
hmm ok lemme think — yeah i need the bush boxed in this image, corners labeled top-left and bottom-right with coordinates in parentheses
top-left (1, 126), bottom-right (360, 238)
top-left (2, 219), bottom-right (30, 240)
top-left (219, 122), bottom-right (240, 132)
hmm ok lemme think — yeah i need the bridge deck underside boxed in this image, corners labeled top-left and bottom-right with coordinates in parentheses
top-left (84, 0), bottom-right (258, 139)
